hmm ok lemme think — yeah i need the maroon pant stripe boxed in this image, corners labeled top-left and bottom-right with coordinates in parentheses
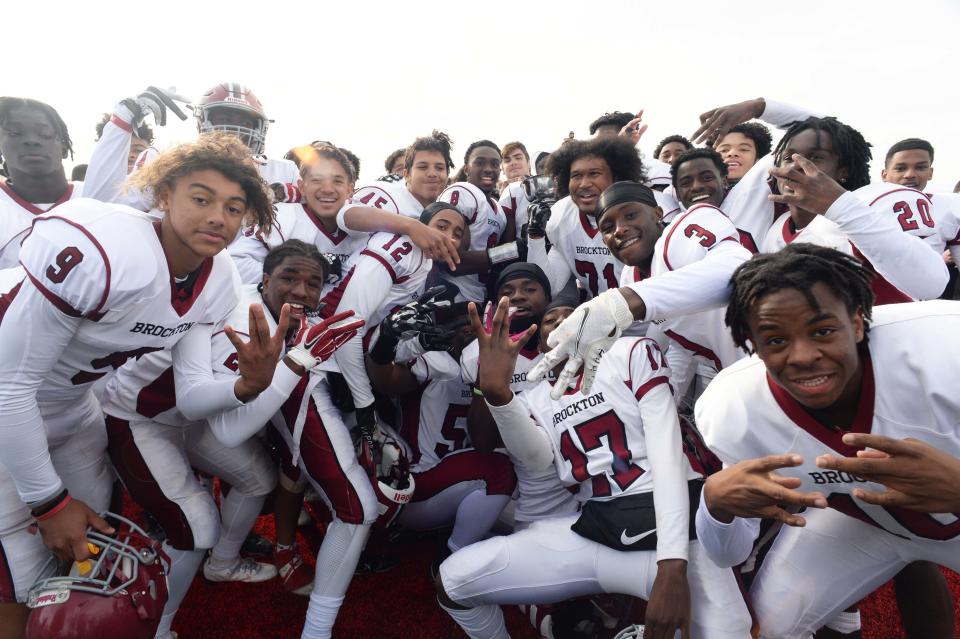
top-left (412, 449), bottom-right (517, 501)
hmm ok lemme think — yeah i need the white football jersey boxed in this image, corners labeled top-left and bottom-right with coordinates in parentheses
top-left (8, 199), bottom-right (239, 434)
top-left (325, 231), bottom-right (431, 408)
top-left (696, 301), bottom-right (960, 542)
top-left (437, 182), bottom-right (508, 301)
top-left (101, 284), bottom-right (268, 427)
top-left (460, 338), bottom-right (578, 522)
top-left (545, 196), bottom-right (624, 297)
top-left (255, 156), bottom-right (299, 186)
top-left (229, 202), bottom-right (367, 286)
top-left (0, 180), bottom-right (84, 268)
top-left (720, 154), bottom-right (786, 253)
top-left (498, 181), bottom-right (529, 231)
top-left (352, 181), bottom-right (424, 219)
top-left (759, 212), bottom-right (852, 255)
top-left (520, 337), bottom-right (701, 502)
top-left (621, 203), bottom-right (747, 393)
top-left (929, 192), bottom-right (960, 260)
top-left (397, 351), bottom-right (473, 473)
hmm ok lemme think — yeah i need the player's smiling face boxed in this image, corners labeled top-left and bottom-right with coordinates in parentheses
top-left (159, 169), bottom-right (247, 263)
top-left (299, 156), bottom-right (353, 220)
top-left (748, 283), bottom-right (865, 412)
top-left (716, 132), bottom-right (757, 180)
top-left (569, 155), bottom-right (614, 215)
top-left (261, 255), bottom-right (326, 322)
top-left (657, 141), bottom-right (688, 166)
top-left (406, 150), bottom-right (448, 206)
top-left (496, 278), bottom-right (549, 319)
top-left (0, 106), bottom-right (65, 177)
top-left (428, 209), bottom-right (467, 250)
top-left (539, 307), bottom-right (575, 353)
top-left (503, 150), bottom-right (529, 180)
top-left (675, 158), bottom-right (726, 209)
top-left (598, 201), bottom-right (662, 269)
top-left (465, 146), bottom-right (501, 192)
top-left (777, 129), bottom-right (848, 191)
top-left (882, 149), bottom-right (933, 191)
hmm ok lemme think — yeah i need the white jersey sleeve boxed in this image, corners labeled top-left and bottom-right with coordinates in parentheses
top-left (228, 226), bottom-right (273, 284)
top-left (841, 187), bottom-right (947, 300)
top-left (330, 233), bottom-right (428, 408)
top-left (81, 104), bottom-right (151, 210)
top-left (352, 181), bottom-right (423, 219)
top-left (0, 278), bottom-right (81, 503)
top-left (932, 193), bottom-right (960, 263)
top-left (498, 181), bottom-right (529, 231)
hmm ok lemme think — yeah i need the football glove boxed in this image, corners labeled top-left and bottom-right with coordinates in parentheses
top-left (285, 310), bottom-right (364, 371)
top-left (123, 86), bottom-right (191, 127)
top-left (527, 288), bottom-right (634, 399)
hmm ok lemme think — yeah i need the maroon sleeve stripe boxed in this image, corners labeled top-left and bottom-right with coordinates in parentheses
top-left (361, 248), bottom-right (398, 282)
top-left (634, 375), bottom-right (669, 401)
top-left (23, 269), bottom-right (83, 317)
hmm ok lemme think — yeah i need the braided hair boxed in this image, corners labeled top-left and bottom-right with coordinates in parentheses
top-left (0, 97), bottom-right (74, 170)
top-left (725, 243), bottom-right (874, 351)
top-left (773, 116), bottom-right (872, 191)
top-left (263, 239), bottom-right (329, 278)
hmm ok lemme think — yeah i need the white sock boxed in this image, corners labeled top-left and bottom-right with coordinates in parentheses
top-left (301, 594), bottom-right (344, 639)
top-left (154, 545), bottom-right (205, 638)
top-left (439, 600), bottom-right (509, 639)
top-left (824, 609), bottom-right (862, 634)
top-left (209, 489), bottom-right (266, 564)
top-left (448, 491), bottom-right (511, 551)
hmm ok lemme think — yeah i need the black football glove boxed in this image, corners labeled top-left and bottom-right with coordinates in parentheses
top-left (354, 405), bottom-right (378, 474)
top-left (526, 200), bottom-right (553, 239)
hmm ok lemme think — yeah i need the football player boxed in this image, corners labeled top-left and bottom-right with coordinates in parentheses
top-left (94, 111), bottom-right (153, 174)
top-left (352, 131), bottom-right (454, 218)
top-left (715, 122), bottom-right (772, 186)
top-left (0, 97), bottom-right (84, 268)
top-left (366, 299), bottom-right (517, 562)
top-left (501, 141), bottom-right (531, 184)
top-left (384, 148), bottom-right (406, 177)
top-left (0, 134), bottom-right (282, 638)
top-left (695, 244), bottom-right (960, 638)
top-left (436, 298), bottom-right (753, 639)
top-left (438, 140), bottom-right (512, 301)
top-left (652, 134), bottom-right (693, 166)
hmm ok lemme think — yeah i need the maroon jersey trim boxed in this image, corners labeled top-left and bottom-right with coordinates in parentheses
top-left (361, 248), bottom-right (398, 283)
top-left (664, 329), bottom-right (723, 371)
top-left (302, 204), bottom-right (348, 245)
top-left (577, 210), bottom-right (599, 239)
top-left (0, 180), bottom-right (74, 216)
top-left (765, 350), bottom-right (875, 457)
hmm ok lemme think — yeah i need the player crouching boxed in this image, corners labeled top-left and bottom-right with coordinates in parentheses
top-left (434, 298), bottom-right (753, 639)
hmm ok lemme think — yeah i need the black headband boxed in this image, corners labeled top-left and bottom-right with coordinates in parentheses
top-left (495, 263), bottom-right (552, 300)
top-left (420, 201), bottom-right (461, 225)
top-left (597, 181), bottom-right (658, 222)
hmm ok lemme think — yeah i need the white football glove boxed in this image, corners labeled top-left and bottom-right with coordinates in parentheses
top-left (527, 288), bottom-right (635, 399)
top-left (124, 86), bottom-right (192, 127)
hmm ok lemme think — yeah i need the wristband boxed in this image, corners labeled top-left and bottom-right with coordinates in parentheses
top-left (32, 490), bottom-right (72, 521)
top-left (487, 242), bottom-right (520, 265)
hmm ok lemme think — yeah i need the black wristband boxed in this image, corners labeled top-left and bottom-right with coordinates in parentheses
top-left (30, 488), bottom-right (70, 518)
top-left (368, 328), bottom-right (401, 365)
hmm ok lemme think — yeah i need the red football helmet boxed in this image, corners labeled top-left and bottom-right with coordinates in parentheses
top-left (195, 82), bottom-right (270, 156)
top-left (25, 513), bottom-right (170, 639)
top-left (370, 432), bottom-right (415, 528)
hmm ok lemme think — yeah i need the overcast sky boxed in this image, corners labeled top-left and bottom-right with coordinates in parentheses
top-left (7, 0), bottom-right (959, 191)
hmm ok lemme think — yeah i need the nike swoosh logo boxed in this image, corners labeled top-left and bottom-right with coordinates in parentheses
top-left (620, 528), bottom-right (656, 545)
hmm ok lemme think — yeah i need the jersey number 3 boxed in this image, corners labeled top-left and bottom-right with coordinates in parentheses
top-left (46, 247), bottom-right (84, 283)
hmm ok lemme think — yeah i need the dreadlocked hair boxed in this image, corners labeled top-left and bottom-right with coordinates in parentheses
top-left (725, 122), bottom-right (772, 159)
top-left (404, 130), bottom-right (454, 173)
top-left (725, 243), bottom-right (874, 352)
top-left (653, 134), bottom-right (692, 160)
top-left (671, 147), bottom-right (727, 189)
top-left (588, 111), bottom-right (636, 135)
top-left (127, 131), bottom-right (274, 233)
top-left (263, 239), bottom-right (328, 279)
top-left (0, 97), bottom-right (73, 166)
top-left (546, 136), bottom-right (646, 198)
top-left (773, 116), bottom-right (872, 191)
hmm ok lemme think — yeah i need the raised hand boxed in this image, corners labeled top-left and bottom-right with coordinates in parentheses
top-left (618, 110), bottom-right (648, 146)
top-left (125, 86), bottom-right (192, 127)
top-left (285, 310), bottom-right (364, 373)
top-left (816, 433), bottom-right (960, 513)
top-left (225, 303), bottom-right (291, 400)
top-left (690, 98), bottom-right (765, 146)
top-left (767, 154), bottom-right (847, 214)
top-left (407, 222), bottom-right (461, 271)
top-left (703, 454), bottom-right (828, 527)
top-left (468, 297), bottom-right (537, 404)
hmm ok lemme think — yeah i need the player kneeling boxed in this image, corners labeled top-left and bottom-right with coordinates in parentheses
top-left (434, 298), bottom-right (753, 639)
